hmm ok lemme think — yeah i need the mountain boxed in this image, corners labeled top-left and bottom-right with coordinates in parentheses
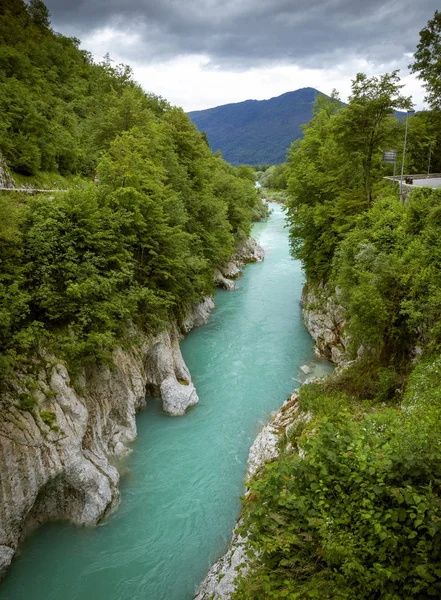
top-left (188, 88), bottom-right (324, 165)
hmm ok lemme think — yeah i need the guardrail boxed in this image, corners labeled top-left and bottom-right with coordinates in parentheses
top-left (385, 174), bottom-right (441, 181)
top-left (0, 188), bottom-right (67, 194)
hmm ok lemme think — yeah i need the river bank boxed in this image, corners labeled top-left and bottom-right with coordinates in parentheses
top-left (0, 237), bottom-right (263, 582)
top-left (0, 205), bottom-right (331, 600)
top-left (193, 286), bottom-right (341, 600)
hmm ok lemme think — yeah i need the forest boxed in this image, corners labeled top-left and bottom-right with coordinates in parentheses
top-left (3, 1), bottom-right (441, 597)
top-left (0, 0), bottom-right (267, 390)
top-left (234, 10), bottom-right (441, 600)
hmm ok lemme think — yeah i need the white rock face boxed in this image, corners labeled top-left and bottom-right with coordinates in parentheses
top-left (181, 297), bottom-right (215, 333)
top-left (220, 262), bottom-right (241, 279)
top-left (233, 238), bottom-right (265, 266)
top-left (160, 376), bottom-right (198, 416)
top-left (301, 285), bottom-right (349, 365)
top-left (214, 269), bottom-right (237, 291)
top-left (144, 325), bottom-right (201, 416)
top-left (214, 238), bottom-right (265, 291)
top-left (193, 529), bottom-right (249, 600)
top-left (0, 299), bottom-right (213, 580)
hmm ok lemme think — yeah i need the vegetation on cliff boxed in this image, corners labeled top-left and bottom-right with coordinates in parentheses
top-left (233, 10), bottom-right (441, 599)
top-left (0, 0), bottom-right (267, 386)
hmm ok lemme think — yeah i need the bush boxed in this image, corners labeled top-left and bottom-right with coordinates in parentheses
top-left (235, 387), bottom-right (441, 599)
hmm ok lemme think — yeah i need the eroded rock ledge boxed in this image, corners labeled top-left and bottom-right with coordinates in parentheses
top-left (214, 238), bottom-right (264, 291)
top-left (301, 284), bottom-right (349, 365)
top-left (0, 299), bottom-right (214, 580)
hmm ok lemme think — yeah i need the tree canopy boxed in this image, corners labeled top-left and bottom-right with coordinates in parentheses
top-left (0, 0), bottom-right (267, 385)
top-left (234, 12), bottom-right (441, 598)
top-left (410, 10), bottom-right (441, 110)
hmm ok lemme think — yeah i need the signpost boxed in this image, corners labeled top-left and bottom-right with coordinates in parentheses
top-left (428, 142), bottom-right (433, 177)
top-left (383, 150), bottom-right (397, 186)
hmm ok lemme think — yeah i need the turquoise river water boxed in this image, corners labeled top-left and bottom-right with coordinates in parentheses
top-left (0, 205), bottom-right (332, 600)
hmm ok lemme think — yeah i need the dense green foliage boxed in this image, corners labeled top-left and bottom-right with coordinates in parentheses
top-left (235, 359), bottom-right (441, 599)
top-left (410, 10), bottom-right (441, 110)
top-left (285, 74), bottom-right (410, 283)
top-left (406, 110), bottom-right (441, 174)
top-left (234, 11), bottom-right (441, 598)
top-left (0, 0), bottom-right (165, 176)
top-left (0, 1), bottom-right (267, 384)
top-left (234, 189), bottom-right (441, 598)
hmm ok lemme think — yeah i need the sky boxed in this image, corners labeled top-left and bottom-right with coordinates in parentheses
top-left (44, 0), bottom-right (439, 112)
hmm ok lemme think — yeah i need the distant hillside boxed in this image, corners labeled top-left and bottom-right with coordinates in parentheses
top-left (188, 88), bottom-right (324, 165)
top-left (188, 90), bottom-right (408, 166)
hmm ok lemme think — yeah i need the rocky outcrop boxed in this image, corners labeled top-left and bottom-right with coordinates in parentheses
top-left (214, 269), bottom-right (237, 291)
top-left (181, 297), bottom-right (215, 333)
top-left (0, 299), bottom-right (214, 580)
top-left (0, 154), bottom-right (15, 189)
top-left (194, 394), bottom-right (303, 600)
top-left (144, 325), bottom-right (198, 417)
top-left (194, 527), bottom-right (249, 600)
top-left (232, 238), bottom-right (265, 266)
top-left (214, 239), bottom-right (265, 291)
top-left (301, 285), bottom-right (349, 365)
top-left (220, 262), bottom-right (241, 279)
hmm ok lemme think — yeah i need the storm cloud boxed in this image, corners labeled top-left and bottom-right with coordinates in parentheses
top-left (45, 0), bottom-right (439, 71)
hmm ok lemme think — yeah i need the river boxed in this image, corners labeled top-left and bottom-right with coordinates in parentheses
top-left (0, 204), bottom-right (332, 600)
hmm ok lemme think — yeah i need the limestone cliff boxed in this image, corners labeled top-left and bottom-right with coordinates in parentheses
top-left (0, 299), bottom-right (214, 580)
top-left (301, 284), bottom-right (349, 365)
top-left (0, 236), bottom-right (265, 581)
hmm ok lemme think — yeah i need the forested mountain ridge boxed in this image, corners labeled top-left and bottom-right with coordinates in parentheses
top-left (188, 88), bottom-right (324, 165)
top-left (188, 89), bottom-right (410, 167)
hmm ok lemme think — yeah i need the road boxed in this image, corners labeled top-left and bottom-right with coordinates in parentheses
top-left (410, 178), bottom-right (441, 189)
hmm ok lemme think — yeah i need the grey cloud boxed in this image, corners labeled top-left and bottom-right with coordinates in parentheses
top-left (44, 0), bottom-right (440, 71)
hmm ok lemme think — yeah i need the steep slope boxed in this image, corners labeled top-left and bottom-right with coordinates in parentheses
top-left (188, 88), bottom-right (323, 165)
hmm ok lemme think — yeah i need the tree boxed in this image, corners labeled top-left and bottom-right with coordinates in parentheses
top-left (27, 0), bottom-right (50, 28)
top-left (410, 10), bottom-right (441, 110)
top-left (405, 110), bottom-right (441, 174)
top-left (336, 71), bottom-right (411, 203)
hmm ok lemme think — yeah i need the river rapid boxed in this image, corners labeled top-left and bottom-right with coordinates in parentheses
top-left (0, 204), bottom-right (331, 600)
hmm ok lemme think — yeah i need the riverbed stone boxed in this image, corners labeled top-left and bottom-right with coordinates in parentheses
top-left (160, 376), bottom-right (198, 416)
top-left (214, 269), bottom-right (237, 290)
